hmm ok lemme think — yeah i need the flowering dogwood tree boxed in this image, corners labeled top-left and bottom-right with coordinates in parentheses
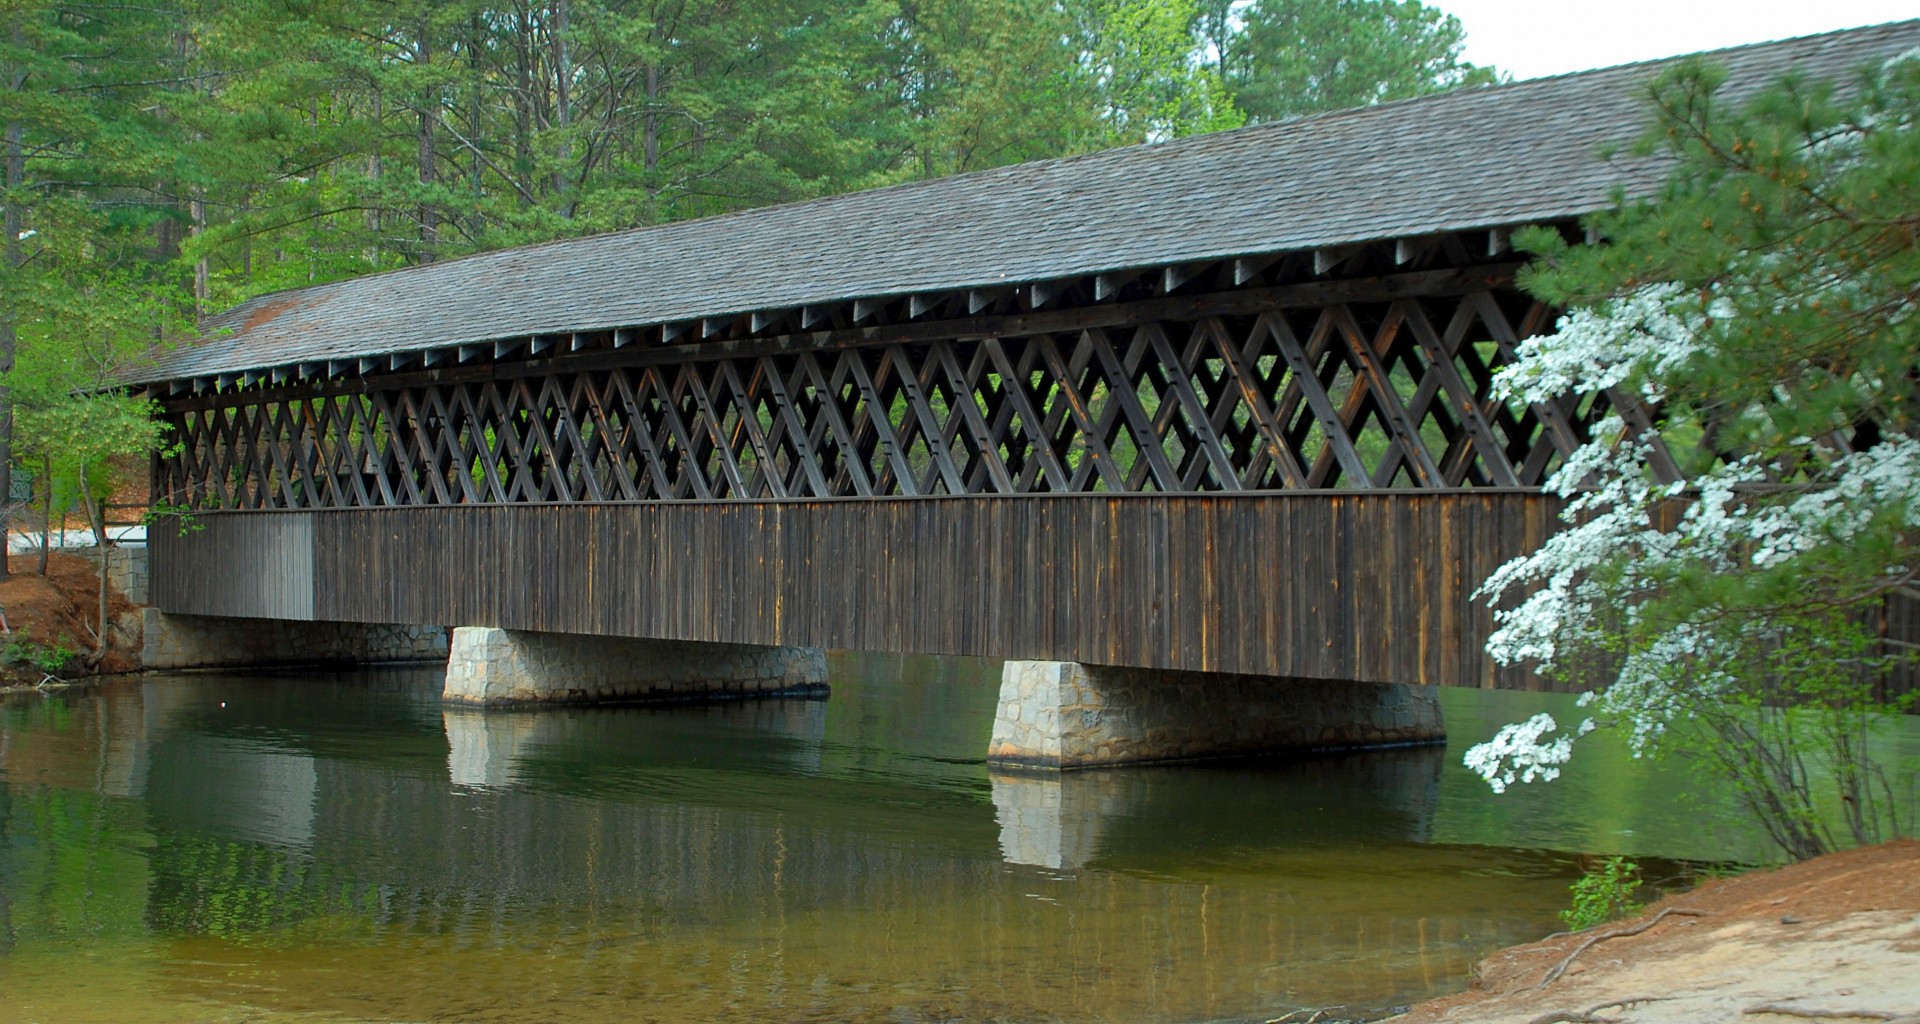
top-left (1466, 51), bottom-right (1920, 860)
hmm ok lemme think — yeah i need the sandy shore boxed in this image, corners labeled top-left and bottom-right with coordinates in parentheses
top-left (1389, 840), bottom-right (1920, 1024)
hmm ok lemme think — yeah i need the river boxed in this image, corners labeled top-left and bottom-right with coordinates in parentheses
top-left (0, 654), bottom-right (1851, 1023)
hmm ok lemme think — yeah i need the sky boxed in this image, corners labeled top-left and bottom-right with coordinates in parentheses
top-left (1436, 0), bottom-right (1920, 81)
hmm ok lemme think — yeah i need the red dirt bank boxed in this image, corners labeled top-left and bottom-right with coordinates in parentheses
top-left (1392, 840), bottom-right (1920, 1024)
top-left (0, 551), bottom-right (140, 683)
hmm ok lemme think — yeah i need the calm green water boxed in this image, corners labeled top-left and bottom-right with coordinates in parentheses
top-left (0, 654), bottom-right (1853, 1023)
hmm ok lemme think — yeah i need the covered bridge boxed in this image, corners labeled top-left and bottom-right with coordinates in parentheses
top-left (126, 21), bottom-right (1920, 764)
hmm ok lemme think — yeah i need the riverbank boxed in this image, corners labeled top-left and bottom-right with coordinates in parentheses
top-left (1391, 840), bottom-right (1920, 1024)
top-left (0, 551), bottom-right (141, 686)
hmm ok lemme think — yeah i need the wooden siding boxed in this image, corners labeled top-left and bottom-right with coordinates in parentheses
top-left (150, 493), bottom-right (1560, 687)
top-left (150, 513), bottom-right (315, 620)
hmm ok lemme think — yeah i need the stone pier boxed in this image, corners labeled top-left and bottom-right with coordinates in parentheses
top-left (988, 660), bottom-right (1444, 768)
top-left (442, 627), bottom-right (829, 706)
top-left (141, 610), bottom-right (449, 670)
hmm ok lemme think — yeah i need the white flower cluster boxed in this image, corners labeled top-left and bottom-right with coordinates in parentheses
top-left (1473, 415), bottom-right (1658, 668)
top-left (1462, 712), bottom-right (1591, 793)
top-left (1494, 284), bottom-right (1704, 405)
top-left (1463, 285), bottom-right (1920, 794)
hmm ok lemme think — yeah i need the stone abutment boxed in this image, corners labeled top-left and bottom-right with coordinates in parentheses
top-left (141, 610), bottom-right (449, 670)
top-left (988, 660), bottom-right (1444, 769)
top-left (441, 627), bottom-right (830, 706)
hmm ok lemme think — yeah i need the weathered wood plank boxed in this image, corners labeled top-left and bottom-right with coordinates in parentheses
top-left (153, 493), bottom-right (1571, 688)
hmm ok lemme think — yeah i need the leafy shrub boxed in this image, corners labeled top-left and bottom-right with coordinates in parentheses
top-left (1561, 857), bottom-right (1643, 931)
top-left (3, 634), bottom-right (77, 677)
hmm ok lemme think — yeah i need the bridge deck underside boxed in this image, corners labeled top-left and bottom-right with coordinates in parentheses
top-left (149, 494), bottom-right (1560, 687)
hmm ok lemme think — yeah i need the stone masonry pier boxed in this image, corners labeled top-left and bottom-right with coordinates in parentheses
top-left (442, 627), bottom-right (829, 706)
top-left (989, 661), bottom-right (1444, 769)
top-left (142, 610), bottom-right (448, 670)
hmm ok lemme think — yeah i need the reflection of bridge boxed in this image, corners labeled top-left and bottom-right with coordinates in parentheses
top-left (128, 26), bottom-right (1920, 765)
top-left (3, 673), bottom-right (1553, 1020)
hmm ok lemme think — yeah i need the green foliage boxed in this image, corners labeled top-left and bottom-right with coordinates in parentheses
top-left (1, 2), bottom-right (195, 526)
top-left (1202, 0), bottom-right (1499, 123)
top-left (1081, 0), bottom-right (1244, 141)
top-left (0, 0), bottom-right (1503, 521)
top-left (9, 0), bottom-right (1499, 311)
top-left (144, 500), bottom-right (203, 537)
top-left (3, 630), bottom-right (76, 677)
top-left (1516, 53), bottom-right (1920, 454)
top-left (1560, 857), bottom-right (1643, 931)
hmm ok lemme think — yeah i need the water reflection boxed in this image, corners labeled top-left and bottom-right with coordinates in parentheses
top-left (1, 658), bottom-right (1853, 1024)
top-left (990, 750), bottom-right (1443, 871)
top-left (992, 770), bottom-right (1123, 869)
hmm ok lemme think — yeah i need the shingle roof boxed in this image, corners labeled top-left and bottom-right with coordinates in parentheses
top-left (134, 19), bottom-right (1920, 386)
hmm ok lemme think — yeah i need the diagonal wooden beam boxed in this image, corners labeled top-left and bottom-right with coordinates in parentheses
top-left (1398, 298), bottom-right (1521, 487)
top-left (981, 338), bottom-right (1072, 492)
top-left (1328, 304), bottom-right (1442, 487)
top-left (1084, 327), bottom-right (1181, 490)
top-left (1201, 316), bottom-right (1308, 489)
top-left (932, 340), bottom-right (1015, 493)
top-left (843, 351), bottom-right (918, 494)
top-left (1141, 323), bottom-right (1240, 490)
top-left (1264, 312), bottom-right (1371, 486)
top-left (794, 352), bottom-right (873, 497)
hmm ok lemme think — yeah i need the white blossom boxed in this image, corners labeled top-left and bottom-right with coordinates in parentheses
top-left (1464, 284), bottom-right (1920, 795)
top-left (1493, 284), bottom-right (1704, 405)
top-left (1462, 712), bottom-right (1588, 793)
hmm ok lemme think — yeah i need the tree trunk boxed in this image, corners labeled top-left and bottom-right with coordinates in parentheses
top-left (551, 0), bottom-right (573, 213)
top-left (190, 190), bottom-right (208, 326)
top-left (417, 25), bottom-right (439, 262)
top-left (0, 110), bottom-right (22, 583)
top-left (77, 463), bottom-right (107, 669)
top-left (368, 88), bottom-right (383, 248)
top-left (643, 64), bottom-right (659, 173)
top-left (513, 2), bottom-right (533, 206)
top-left (36, 455), bottom-right (48, 576)
top-left (469, 14), bottom-right (486, 236)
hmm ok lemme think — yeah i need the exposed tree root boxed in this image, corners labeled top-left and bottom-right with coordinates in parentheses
top-left (1534, 908), bottom-right (1712, 990)
top-left (1524, 1011), bottom-right (1618, 1024)
top-left (1743, 1006), bottom-right (1917, 1022)
top-left (1264, 1007), bottom-right (1344, 1024)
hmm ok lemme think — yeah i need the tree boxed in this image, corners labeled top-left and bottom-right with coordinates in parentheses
top-left (1464, 52), bottom-right (1920, 860)
top-left (0, 2), bottom-right (192, 579)
top-left (1225, 0), bottom-right (1496, 122)
top-left (877, 0), bottom-right (1107, 176)
top-left (1077, 0), bottom-right (1243, 142)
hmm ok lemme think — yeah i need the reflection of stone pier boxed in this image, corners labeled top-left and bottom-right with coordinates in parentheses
top-left (992, 745), bottom-right (1448, 870)
top-left (444, 708), bottom-right (541, 788)
top-left (990, 770), bottom-right (1128, 870)
top-left (444, 696), bottom-right (832, 789)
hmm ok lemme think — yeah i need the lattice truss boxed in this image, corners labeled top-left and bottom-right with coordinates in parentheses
top-left (154, 289), bottom-right (1649, 508)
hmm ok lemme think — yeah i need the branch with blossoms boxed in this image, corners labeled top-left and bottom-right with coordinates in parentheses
top-left (1458, 48), bottom-right (1920, 858)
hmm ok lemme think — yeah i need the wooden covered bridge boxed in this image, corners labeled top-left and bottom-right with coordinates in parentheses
top-left (127, 23), bottom-right (1920, 765)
